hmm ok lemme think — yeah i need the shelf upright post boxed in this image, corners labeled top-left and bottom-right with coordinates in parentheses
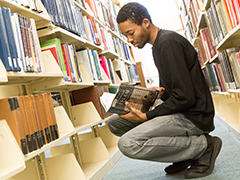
top-left (59, 91), bottom-right (83, 166)
top-left (92, 125), bottom-right (100, 137)
top-left (34, 153), bottom-right (48, 180)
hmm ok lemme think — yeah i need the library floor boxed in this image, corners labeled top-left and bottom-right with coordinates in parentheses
top-left (103, 115), bottom-right (240, 180)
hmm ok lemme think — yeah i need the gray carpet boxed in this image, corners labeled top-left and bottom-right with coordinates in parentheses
top-left (103, 115), bottom-right (240, 180)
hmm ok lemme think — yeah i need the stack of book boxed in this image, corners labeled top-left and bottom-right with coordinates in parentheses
top-left (202, 47), bottom-right (240, 92)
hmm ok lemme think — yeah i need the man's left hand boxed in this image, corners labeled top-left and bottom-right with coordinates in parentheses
top-left (119, 101), bottom-right (148, 122)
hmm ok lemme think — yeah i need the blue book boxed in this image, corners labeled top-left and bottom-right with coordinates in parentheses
top-left (0, 7), bottom-right (13, 71)
top-left (65, 0), bottom-right (78, 34)
top-left (91, 50), bottom-right (102, 81)
top-left (3, 7), bottom-right (21, 71)
top-left (74, 6), bottom-right (82, 36)
top-left (78, 9), bottom-right (87, 40)
top-left (88, 19), bottom-right (96, 44)
top-left (70, 44), bottom-right (82, 82)
top-left (116, 38), bottom-right (123, 57)
top-left (60, 0), bottom-right (71, 31)
top-left (55, 0), bottom-right (66, 28)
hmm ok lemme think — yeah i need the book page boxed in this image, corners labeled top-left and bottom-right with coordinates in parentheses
top-left (100, 92), bottom-right (116, 112)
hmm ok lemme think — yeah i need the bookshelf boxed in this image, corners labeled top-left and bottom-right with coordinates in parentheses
top-left (0, 0), bottom-right (148, 179)
top-left (0, 0), bottom-right (51, 29)
top-left (177, 0), bottom-right (240, 135)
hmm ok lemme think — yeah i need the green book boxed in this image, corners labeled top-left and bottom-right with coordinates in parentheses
top-left (40, 38), bottom-right (68, 82)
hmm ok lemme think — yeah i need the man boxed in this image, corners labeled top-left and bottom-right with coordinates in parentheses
top-left (107, 2), bottom-right (222, 179)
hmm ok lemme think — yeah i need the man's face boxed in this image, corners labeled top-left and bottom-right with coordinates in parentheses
top-left (118, 19), bottom-right (150, 49)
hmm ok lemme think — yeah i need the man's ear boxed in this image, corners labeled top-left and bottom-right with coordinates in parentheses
top-left (142, 18), bottom-right (151, 29)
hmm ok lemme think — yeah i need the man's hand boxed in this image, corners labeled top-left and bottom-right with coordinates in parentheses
top-left (149, 86), bottom-right (165, 99)
top-left (119, 101), bottom-right (148, 122)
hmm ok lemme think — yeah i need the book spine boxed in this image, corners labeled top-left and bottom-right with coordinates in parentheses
top-left (9, 97), bottom-right (28, 154)
top-left (19, 15), bottom-right (31, 72)
top-left (3, 7), bottom-right (21, 72)
top-left (24, 17), bottom-right (34, 72)
top-left (18, 96), bottom-right (34, 153)
top-left (61, 43), bottom-right (73, 82)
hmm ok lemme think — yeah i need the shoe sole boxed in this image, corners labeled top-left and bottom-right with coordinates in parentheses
top-left (165, 160), bottom-right (192, 174)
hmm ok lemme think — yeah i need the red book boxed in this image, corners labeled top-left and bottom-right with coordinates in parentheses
top-left (100, 28), bottom-right (108, 50)
top-left (203, 28), bottom-right (217, 59)
top-left (224, 0), bottom-right (236, 28)
top-left (87, 16), bottom-right (101, 45)
top-left (99, 56), bottom-right (110, 79)
top-left (232, 0), bottom-right (240, 24)
top-left (61, 44), bottom-right (73, 82)
top-left (41, 45), bottom-right (59, 65)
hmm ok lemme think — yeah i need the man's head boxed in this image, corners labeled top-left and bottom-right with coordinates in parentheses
top-left (117, 2), bottom-right (153, 48)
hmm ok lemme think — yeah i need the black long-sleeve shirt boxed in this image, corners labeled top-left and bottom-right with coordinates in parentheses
top-left (146, 29), bottom-right (215, 132)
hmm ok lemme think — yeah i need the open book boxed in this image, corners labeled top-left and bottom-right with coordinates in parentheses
top-left (100, 84), bottom-right (159, 114)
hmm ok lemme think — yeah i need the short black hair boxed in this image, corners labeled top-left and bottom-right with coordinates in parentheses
top-left (116, 2), bottom-right (152, 25)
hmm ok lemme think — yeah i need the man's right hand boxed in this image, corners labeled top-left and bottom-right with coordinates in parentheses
top-left (149, 86), bottom-right (165, 99)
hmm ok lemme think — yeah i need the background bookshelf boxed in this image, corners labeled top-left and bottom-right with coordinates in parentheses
top-left (176, 0), bottom-right (240, 136)
top-left (0, 0), bottom-right (147, 179)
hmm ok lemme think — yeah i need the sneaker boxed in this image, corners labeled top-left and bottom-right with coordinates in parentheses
top-left (185, 135), bottom-right (222, 179)
top-left (165, 160), bottom-right (193, 174)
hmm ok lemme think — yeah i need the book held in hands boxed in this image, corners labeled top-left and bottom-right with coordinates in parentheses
top-left (100, 84), bottom-right (159, 115)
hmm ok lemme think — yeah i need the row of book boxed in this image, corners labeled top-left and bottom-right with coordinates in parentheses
top-left (40, 38), bottom-right (80, 82)
top-left (81, 0), bottom-right (127, 45)
top-left (40, 0), bottom-right (116, 44)
top-left (187, 0), bottom-right (204, 34)
top-left (197, 26), bottom-right (217, 66)
top-left (0, 93), bottom-right (59, 155)
top-left (40, 0), bottom-right (133, 60)
top-left (40, 0), bottom-right (85, 37)
top-left (204, 0), bottom-right (240, 47)
top-left (203, 47), bottom-right (240, 92)
top-left (0, 7), bottom-right (44, 72)
top-left (180, 0), bottom-right (205, 41)
top-left (40, 0), bottom-right (131, 57)
top-left (84, 0), bottom-right (117, 31)
top-left (40, 37), bottom-right (139, 84)
top-left (10, 0), bottom-right (44, 13)
top-left (112, 60), bottom-right (139, 83)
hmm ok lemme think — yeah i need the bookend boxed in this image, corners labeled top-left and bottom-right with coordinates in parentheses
top-left (78, 137), bottom-right (111, 180)
top-left (78, 62), bottom-right (94, 83)
top-left (41, 50), bottom-right (63, 74)
top-left (53, 106), bottom-right (75, 136)
top-left (8, 158), bottom-right (40, 180)
top-left (0, 60), bottom-right (8, 83)
top-left (114, 71), bottom-right (122, 84)
top-left (0, 120), bottom-right (25, 180)
top-left (100, 65), bottom-right (111, 82)
top-left (70, 101), bottom-right (102, 130)
top-left (98, 124), bottom-right (121, 166)
top-left (46, 153), bottom-right (86, 180)
top-left (49, 130), bottom-right (111, 180)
